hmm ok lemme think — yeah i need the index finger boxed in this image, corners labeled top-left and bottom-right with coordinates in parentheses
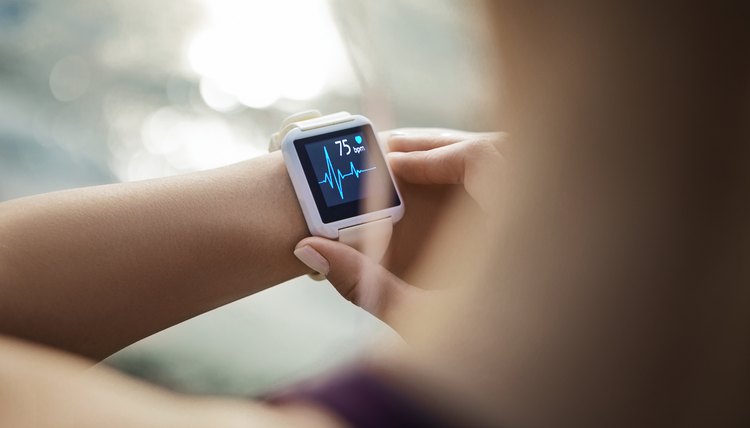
top-left (388, 134), bottom-right (469, 153)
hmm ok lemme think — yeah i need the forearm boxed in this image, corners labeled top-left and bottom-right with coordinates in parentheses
top-left (0, 335), bottom-right (342, 428)
top-left (0, 152), bottom-right (309, 359)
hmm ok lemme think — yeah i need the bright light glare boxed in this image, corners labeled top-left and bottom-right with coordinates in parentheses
top-left (137, 107), bottom-right (263, 177)
top-left (188, 0), bottom-right (353, 110)
top-left (199, 78), bottom-right (240, 112)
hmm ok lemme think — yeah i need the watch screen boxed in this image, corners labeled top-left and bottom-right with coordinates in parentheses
top-left (294, 124), bottom-right (400, 223)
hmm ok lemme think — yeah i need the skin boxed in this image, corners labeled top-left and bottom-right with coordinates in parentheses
top-left (299, 3), bottom-right (750, 427)
top-left (0, 143), bottom-right (453, 360)
top-left (2, 2), bottom-right (748, 427)
top-left (297, 132), bottom-right (507, 328)
top-left (0, 152), bottom-right (308, 360)
top-left (0, 335), bottom-right (344, 428)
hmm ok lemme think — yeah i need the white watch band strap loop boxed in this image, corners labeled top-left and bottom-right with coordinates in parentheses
top-left (339, 216), bottom-right (393, 263)
top-left (269, 110), bottom-right (354, 152)
top-left (306, 217), bottom-right (393, 282)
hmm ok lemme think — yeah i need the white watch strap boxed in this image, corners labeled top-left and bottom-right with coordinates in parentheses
top-left (339, 217), bottom-right (393, 263)
top-left (306, 217), bottom-right (393, 281)
top-left (271, 111), bottom-right (395, 280)
top-left (269, 110), bottom-right (354, 152)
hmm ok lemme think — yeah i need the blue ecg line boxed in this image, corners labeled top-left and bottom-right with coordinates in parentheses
top-left (317, 146), bottom-right (376, 200)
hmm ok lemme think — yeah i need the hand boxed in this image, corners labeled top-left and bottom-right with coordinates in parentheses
top-left (387, 129), bottom-right (507, 213)
top-left (293, 130), bottom-right (507, 332)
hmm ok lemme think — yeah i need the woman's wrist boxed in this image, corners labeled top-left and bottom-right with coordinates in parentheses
top-left (203, 152), bottom-right (310, 283)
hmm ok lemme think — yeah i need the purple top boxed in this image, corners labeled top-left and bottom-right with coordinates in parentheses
top-left (266, 366), bottom-right (453, 428)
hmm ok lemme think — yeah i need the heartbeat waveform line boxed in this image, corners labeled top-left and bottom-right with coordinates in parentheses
top-left (317, 146), bottom-right (376, 200)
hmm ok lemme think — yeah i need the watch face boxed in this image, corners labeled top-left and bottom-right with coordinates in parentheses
top-left (294, 124), bottom-right (401, 224)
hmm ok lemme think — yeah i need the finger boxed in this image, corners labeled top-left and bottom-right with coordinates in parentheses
top-left (387, 138), bottom-right (501, 185)
top-left (388, 131), bottom-right (505, 153)
top-left (294, 237), bottom-right (419, 322)
top-left (381, 128), bottom-right (473, 144)
top-left (388, 134), bottom-right (468, 153)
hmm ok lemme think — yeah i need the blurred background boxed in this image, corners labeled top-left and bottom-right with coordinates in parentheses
top-left (0, 0), bottom-right (494, 397)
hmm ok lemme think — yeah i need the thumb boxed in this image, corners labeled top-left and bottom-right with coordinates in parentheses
top-left (294, 236), bottom-right (420, 324)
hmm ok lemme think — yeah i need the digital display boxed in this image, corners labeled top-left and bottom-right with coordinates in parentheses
top-left (294, 125), bottom-right (400, 223)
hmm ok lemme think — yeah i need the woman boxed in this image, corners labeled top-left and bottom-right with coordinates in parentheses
top-left (1, 2), bottom-right (748, 427)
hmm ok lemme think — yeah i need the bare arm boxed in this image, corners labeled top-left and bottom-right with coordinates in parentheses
top-left (0, 334), bottom-right (343, 428)
top-left (0, 145), bottom-right (449, 361)
top-left (0, 152), bottom-right (309, 359)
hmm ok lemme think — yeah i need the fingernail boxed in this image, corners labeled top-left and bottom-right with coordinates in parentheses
top-left (293, 245), bottom-right (330, 276)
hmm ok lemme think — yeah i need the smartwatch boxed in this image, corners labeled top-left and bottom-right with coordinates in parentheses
top-left (270, 111), bottom-right (404, 269)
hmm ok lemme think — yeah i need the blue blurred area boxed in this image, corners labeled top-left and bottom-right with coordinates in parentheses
top-left (0, 134), bottom-right (115, 200)
top-left (0, 0), bottom-right (29, 25)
